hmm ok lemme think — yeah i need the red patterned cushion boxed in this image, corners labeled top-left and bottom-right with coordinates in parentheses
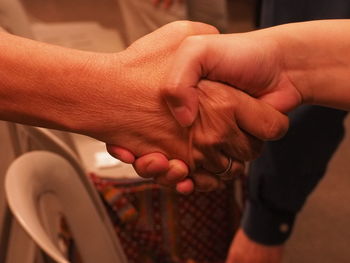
top-left (90, 174), bottom-right (243, 263)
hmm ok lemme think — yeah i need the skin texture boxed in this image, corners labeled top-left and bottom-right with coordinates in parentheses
top-left (6, 19), bottom-right (350, 263)
top-left (163, 20), bottom-right (350, 125)
top-left (117, 20), bottom-right (350, 262)
top-left (162, 19), bottom-right (350, 263)
top-left (5, 19), bottom-right (350, 263)
top-left (131, 20), bottom-right (350, 192)
top-left (162, 32), bottom-right (301, 127)
top-left (105, 24), bottom-right (288, 191)
top-left (0, 21), bottom-right (287, 193)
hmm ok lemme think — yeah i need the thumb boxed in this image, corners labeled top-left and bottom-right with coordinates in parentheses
top-left (163, 84), bottom-right (199, 127)
top-left (234, 90), bottom-right (290, 141)
top-left (163, 36), bottom-right (216, 127)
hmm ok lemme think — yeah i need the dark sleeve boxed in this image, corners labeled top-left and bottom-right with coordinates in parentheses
top-left (260, 0), bottom-right (350, 28)
top-left (242, 106), bottom-right (347, 245)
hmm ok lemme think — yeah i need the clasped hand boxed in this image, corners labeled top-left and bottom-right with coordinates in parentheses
top-left (102, 21), bottom-right (289, 193)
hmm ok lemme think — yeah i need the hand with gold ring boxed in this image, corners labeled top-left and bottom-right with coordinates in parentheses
top-left (107, 80), bottom-right (288, 194)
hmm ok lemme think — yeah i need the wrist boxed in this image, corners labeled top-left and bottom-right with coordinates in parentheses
top-left (228, 228), bottom-right (284, 263)
top-left (270, 20), bottom-right (350, 110)
top-left (66, 51), bottom-right (126, 137)
top-left (236, 28), bottom-right (303, 112)
top-left (270, 24), bottom-right (315, 106)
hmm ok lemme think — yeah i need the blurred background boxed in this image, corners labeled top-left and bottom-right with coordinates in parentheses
top-left (1, 0), bottom-right (350, 263)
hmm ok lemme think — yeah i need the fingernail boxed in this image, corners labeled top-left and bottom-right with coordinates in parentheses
top-left (171, 106), bottom-right (194, 127)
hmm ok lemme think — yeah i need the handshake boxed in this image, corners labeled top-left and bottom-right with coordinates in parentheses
top-left (96, 19), bottom-right (350, 194)
top-left (2, 19), bottom-right (347, 194)
top-left (101, 21), bottom-right (294, 193)
top-left (99, 19), bottom-right (350, 193)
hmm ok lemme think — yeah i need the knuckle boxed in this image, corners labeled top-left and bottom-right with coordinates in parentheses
top-left (167, 20), bottom-right (196, 35)
top-left (161, 81), bottom-right (180, 99)
top-left (182, 35), bottom-right (207, 47)
top-left (169, 20), bottom-right (219, 35)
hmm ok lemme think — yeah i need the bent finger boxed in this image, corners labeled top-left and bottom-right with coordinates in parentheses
top-left (106, 145), bottom-right (135, 164)
top-left (200, 151), bottom-right (234, 175)
top-left (222, 133), bottom-right (263, 161)
top-left (214, 158), bottom-right (245, 181)
top-left (234, 90), bottom-right (289, 141)
top-left (162, 36), bottom-right (220, 127)
top-left (133, 152), bottom-right (170, 178)
top-left (191, 168), bottom-right (224, 192)
top-left (154, 159), bottom-right (189, 185)
top-left (175, 178), bottom-right (195, 195)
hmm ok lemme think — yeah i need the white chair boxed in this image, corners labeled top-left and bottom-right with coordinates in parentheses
top-left (10, 125), bottom-right (120, 235)
top-left (5, 151), bottom-right (128, 263)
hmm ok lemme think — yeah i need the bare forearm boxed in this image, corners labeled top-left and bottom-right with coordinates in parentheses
top-left (270, 20), bottom-right (350, 110)
top-left (0, 31), bottom-right (112, 132)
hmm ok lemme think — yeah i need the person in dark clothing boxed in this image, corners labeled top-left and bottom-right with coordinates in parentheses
top-left (131, 1), bottom-right (350, 262)
top-left (231, 1), bottom-right (350, 262)
top-left (108, 1), bottom-right (350, 262)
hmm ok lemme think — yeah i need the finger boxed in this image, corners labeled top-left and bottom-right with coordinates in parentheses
top-left (133, 152), bottom-right (169, 178)
top-left (106, 145), bottom-right (135, 164)
top-left (200, 151), bottom-right (232, 175)
top-left (163, 41), bottom-right (206, 127)
top-left (195, 79), bottom-right (289, 142)
top-left (215, 159), bottom-right (245, 181)
top-left (163, 36), bottom-right (223, 127)
top-left (190, 119), bottom-right (253, 171)
top-left (222, 133), bottom-right (263, 161)
top-left (175, 178), bottom-right (195, 195)
top-left (234, 89), bottom-right (290, 141)
top-left (191, 80), bottom-right (266, 161)
top-left (154, 159), bottom-right (189, 185)
top-left (201, 152), bottom-right (245, 181)
top-left (166, 159), bottom-right (189, 182)
top-left (191, 168), bottom-right (224, 192)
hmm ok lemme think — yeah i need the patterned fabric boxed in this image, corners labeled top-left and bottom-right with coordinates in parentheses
top-left (90, 174), bottom-right (243, 263)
